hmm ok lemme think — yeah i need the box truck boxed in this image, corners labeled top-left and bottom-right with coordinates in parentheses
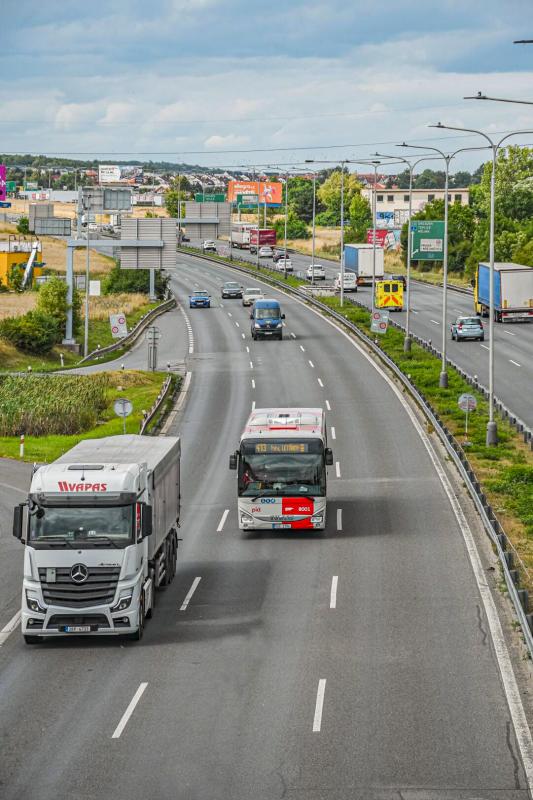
top-left (249, 228), bottom-right (277, 253)
top-left (13, 435), bottom-right (180, 643)
top-left (344, 243), bottom-right (384, 286)
top-left (474, 262), bottom-right (533, 322)
top-left (231, 223), bottom-right (255, 249)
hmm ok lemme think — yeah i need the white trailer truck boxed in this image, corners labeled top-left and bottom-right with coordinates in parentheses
top-left (13, 435), bottom-right (180, 643)
top-left (344, 243), bottom-right (385, 286)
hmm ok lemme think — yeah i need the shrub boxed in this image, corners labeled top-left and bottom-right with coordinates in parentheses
top-left (16, 217), bottom-right (29, 235)
top-left (103, 266), bottom-right (169, 298)
top-left (36, 276), bottom-right (81, 338)
top-left (0, 310), bottom-right (59, 354)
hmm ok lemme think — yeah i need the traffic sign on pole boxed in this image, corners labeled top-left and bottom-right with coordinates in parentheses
top-left (370, 309), bottom-right (389, 334)
top-left (411, 220), bottom-right (445, 261)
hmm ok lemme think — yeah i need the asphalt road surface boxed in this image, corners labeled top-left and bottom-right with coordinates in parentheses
top-left (0, 251), bottom-right (531, 799)
top-left (188, 241), bottom-right (533, 429)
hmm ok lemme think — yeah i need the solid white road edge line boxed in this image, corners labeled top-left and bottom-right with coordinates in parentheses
top-left (299, 299), bottom-right (533, 784)
top-left (0, 610), bottom-right (21, 647)
top-left (330, 576), bottom-right (338, 608)
top-left (336, 508), bottom-right (342, 531)
top-left (112, 683), bottom-right (148, 739)
top-left (217, 509), bottom-right (230, 532)
top-left (335, 462), bottom-right (341, 478)
top-left (180, 577), bottom-right (202, 611)
top-left (313, 679), bottom-right (327, 732)
top-left (161, 371), bottom-right (192, 435)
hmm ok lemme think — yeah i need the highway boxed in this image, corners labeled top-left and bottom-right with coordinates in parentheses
top-left (0, 250), bottom-right (531, 798)
top-left (191, 241), bottom-right (533, 428)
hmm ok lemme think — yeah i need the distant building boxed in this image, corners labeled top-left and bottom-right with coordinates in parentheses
top-left (361, 187), bottom-right (469, 214)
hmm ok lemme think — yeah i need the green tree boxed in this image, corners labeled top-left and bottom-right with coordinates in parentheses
top-left (0, 311), bottom-right (59, 354)
top-left (346, 193), bottom-right (372, 242)
top-left (317, 170), bottom-right (362, 225)
top-left (286, 177), bottom-right (320, 223)
top-left (413, 169), bottom-right (446, 189)
top-left (17, 217), bottom-right (29, 234)
top-left (36, 276), bottom-right (81, 338)
top-left (274, 210), bottom-right (310, 240)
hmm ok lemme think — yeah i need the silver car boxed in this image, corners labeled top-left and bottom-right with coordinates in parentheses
top-left (451, 316), bottom-right (484, 341)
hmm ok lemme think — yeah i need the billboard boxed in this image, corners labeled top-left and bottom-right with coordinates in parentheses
top-left (99, 165), bottom-right (121, 184)
top-left (227, 180), bottom-right (282, 205)
top-left (0, 165), bottom-right (6, 202)
top-left (376, 211), bottom-right (395, 229)
top-left (367, 228), bottom-right (401, 250)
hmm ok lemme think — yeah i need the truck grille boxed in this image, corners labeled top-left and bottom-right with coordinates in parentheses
top-left (38, 567), bottom-right (120, 608)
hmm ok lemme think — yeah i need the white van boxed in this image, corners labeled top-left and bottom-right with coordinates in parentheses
top-left (334, 272), bottom-right (358, 292)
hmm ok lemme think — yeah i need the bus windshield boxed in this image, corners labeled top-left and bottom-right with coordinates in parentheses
top-left (239, 439), bottom-right (325, 497)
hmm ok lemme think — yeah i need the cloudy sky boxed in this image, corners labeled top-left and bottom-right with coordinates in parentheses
top-left (3, 0), bottom-right (533, 171)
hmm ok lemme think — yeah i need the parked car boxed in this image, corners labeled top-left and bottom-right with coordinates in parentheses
top-left (451, 316), bottom-right (484, 341)
top-left (221, 281), bottom-right (243, 299)
top-left (189, 290), bottom-right (211, 309)
top-left (307, 264), bottom-right (326, 281)
top-left (242, 288), bottom-right (264, 307)
top-left (202, 240), bottom-right (217, 252)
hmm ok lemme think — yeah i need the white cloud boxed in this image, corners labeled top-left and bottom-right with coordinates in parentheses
top-left (204, 134), bottom-right (250, 149)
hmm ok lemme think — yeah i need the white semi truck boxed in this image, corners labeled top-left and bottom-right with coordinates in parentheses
top-left (13, 435), bottom-right (180, 643)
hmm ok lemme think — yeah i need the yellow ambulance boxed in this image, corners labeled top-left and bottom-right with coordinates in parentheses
top-left (375, 279), bottom-right (404, 311)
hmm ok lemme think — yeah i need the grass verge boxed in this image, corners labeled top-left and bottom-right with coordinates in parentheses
top-left (0, 371), bottom-right (170, 462)
top-left (319, 295), bottom-right (533, 593)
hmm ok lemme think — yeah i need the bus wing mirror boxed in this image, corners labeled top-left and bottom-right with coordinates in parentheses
top-left (325, 448), bottom-right (333, 466)
top-left (13, 503), bottom-right (25, 541)
top-left (142, 504), bottom-right (153, 538)
top-left (229, 451), bottom-right (239, 470)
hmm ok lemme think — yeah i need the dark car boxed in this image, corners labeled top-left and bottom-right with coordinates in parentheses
top-left (221, 281), bottom-right (243, 299)
top-left (189, 290), bottom-right (211, 309)
top-left (272, 250), bottom-right (289, 263)
top-left (387, 273), bottom-right (407, 289)
top-left (451, 316), bottom-right (484, 341)
top-left (250, 298), bottom-right (285, 340)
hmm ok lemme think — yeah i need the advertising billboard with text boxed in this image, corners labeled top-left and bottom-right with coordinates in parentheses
top-left (227, 180), bottom-right (282, 205)
top-left (99, 165), bottom-right (121, 184)
top-left (0, 165), bottom-right (6, 202)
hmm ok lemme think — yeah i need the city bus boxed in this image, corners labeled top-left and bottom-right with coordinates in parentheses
top-left (229, 408), bottom-right (333, 530)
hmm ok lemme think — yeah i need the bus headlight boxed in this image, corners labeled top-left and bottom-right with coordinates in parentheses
top-left (240, 511), bottom-right (253, 525)
top-left (311, 514), bottom-right (323, 525)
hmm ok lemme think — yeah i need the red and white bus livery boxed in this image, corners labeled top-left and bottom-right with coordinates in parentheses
top-left (229, 408), bottom-right (333, 531)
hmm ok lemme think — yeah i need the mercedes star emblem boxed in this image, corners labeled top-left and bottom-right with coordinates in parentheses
top-left (70, 563), bottom-right (89, 584)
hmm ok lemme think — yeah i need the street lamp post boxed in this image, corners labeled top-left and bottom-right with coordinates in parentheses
top-left (398, 141), bottom-right (489, 389)
top-left (283, 172), bottom-right (289, 279)
top-left (311, 170), bottom-right (317, 286)
top-left (374, 152), bottom-right (442, 351)
top-left (428, 124), bottom-right (533, 445)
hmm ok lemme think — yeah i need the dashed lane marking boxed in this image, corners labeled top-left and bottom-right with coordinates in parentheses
top-left (217, 509), bottom-right (229, 532)
top-left (330, 576), bottom-right (339, 608)
top-left (112, 683), bottom-right (148, 739)
top-left (180, 577), bottom-right (201, 611)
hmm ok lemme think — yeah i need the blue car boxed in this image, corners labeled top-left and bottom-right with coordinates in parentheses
top-left (189, 290), bottom-right (211, 309)
top-left (451, 315), bottom-right (484, 341)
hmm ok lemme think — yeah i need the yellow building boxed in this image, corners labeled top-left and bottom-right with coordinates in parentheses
top-left (0, 238), bottom-right (44, 288)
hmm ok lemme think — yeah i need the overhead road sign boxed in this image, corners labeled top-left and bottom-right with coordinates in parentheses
top-left (6, 181), bottom-right (16, 193)
top-left (35, 217), bottom-right (72, 236)
top-left (80, 186), bottom-right (132, 213)
top-left (195, 193), bottom-right (226, 202)
top-left (411, 220), bottom-right (444, 261)
top-left (120, 218), bottom-right (177, 270)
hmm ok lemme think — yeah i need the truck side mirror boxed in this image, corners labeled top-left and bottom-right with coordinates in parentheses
top-left (142, 505), bottom-right (153, 538)
top-left (325, 448), bottom-right (333, 466)
top-left (229, 451), bottom-right (239, 470)
top-left (13, 503), bottom-right (25, 541)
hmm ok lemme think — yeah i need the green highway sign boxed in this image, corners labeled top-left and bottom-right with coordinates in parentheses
top-left (6, 181), bottom-right (16, 193)
top-left (236, 193), bottom-right (258, 207)
top-left (194, 193), bottom-right (226, 202)
top-left (411, 220), bottom-right (445, 261)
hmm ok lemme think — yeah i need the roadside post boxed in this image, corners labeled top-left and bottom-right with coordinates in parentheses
top-left (146, 325), bottom-right (161, 371)
top-left (458, 392), bottom-right (477, 445)
top-left (114, 398), bottom-right (133, 435)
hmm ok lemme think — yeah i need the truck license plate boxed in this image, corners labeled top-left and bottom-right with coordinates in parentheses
top-left (61, 625), bottom-right (93, 633)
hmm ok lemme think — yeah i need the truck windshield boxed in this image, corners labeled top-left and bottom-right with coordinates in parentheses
top-left (29, 505), bottom-right (134, 546)
top-left (239, 439), bottom-right (325, 497)
top-left (255, 307), bottom-right (280, 319)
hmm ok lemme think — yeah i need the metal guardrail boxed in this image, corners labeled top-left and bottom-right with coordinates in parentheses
top-left (184, 248), bottom-right (533, 657)
top-left (78, 293), bottom-right (176, 364)
top-left (140, 375), bottom-right (173, 434)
